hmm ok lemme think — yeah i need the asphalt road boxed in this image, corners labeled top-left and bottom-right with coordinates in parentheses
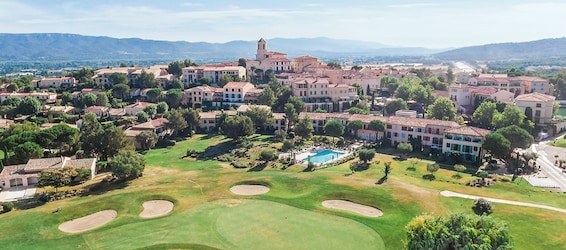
top-left (531, 136), bottom-right (566, 192)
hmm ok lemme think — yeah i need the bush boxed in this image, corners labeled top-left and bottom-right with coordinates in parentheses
top-left (38, 192), bottom-right (51, 203)
top-left (422, 174), bottom-right (436, 181)
top-left (231, 161), bottom-right (247, 168)
top-left (2, 202), bottom-right (14, 213)
top-left (259, 150), bottom-right (278, 161)
top-left (476, 171), bottom-right (489, 178)
top-left (281, 140), bottom-right (294, 152)
top-left (186, 149), bottom-right (199, 158)
top-left (473, 198), bottom-right (493, 215)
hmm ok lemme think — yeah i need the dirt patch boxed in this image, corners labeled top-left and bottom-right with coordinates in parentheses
top-left (229, 185), bottom-right (270, 195)
top-left (322, 200), bottom-right (383, 217)
top-left (139, 200), bottom-right (174, 218)
top-left (59, 210), bottom-right (117, 233)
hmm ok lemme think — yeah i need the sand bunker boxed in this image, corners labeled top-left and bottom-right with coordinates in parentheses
top-left (139, 200), bottom-right (174, 218)
top-left (230, 185), bottom-right (270, 195)
top-left (322, 200), bottom-right (383, 217)
top-left (59, 210), bottom-right (117, 233)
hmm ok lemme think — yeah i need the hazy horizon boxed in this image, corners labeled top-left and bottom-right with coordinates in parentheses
top-left (1, 0), bottom-right (565, 48)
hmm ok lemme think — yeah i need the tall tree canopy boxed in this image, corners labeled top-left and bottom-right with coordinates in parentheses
top-left (324, 120), bottom-right (345, 140)
top-left (385, 99), bottom-right (408, 115)
top-left (472, 101), bottom-right (497, 129)
top-left (221, 115), bottom-right (255, 141)
top-left (294, 115), bottom-right (314, 139)
top-left (426, 97), bottom-right (457, 121)
top-left (405, 213), bottom-right (512, 250)
top-left (109, 150), bottom-right (146, 180)
top-left (483, 132), bottom-right (511, 158)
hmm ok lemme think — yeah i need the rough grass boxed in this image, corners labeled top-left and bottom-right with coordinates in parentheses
top-left (1, 135), bottom-right (566, 249)
top-left (550, 138), bottom-right (566, 148)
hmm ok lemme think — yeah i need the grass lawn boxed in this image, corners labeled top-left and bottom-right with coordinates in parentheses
top-left (550, 138), bottom-right (566, 148)
top-left (1, 134), bottom-right (566, 249)
top-left (0, 150), bottom-right (4, 160)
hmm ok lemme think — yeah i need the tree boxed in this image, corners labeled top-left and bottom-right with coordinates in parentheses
top-left (111, 84), bottom-right (130, 100)
top-left (380, 76), bottom-right (400, 94)
top-left (218, 74), bottom-right (233, 87)
top-left (108, 72), bottom-right (129, 85)
top-left (37, 168), bottom-right (69, 190)
top-left (446, 68), bottom-right (455, 84)
top-left (348, 107), bottom-right (370, 115)
top-left (397, 142), bottom-right (413, 156)
top-left (384, 162), bottom-right (392, 178)
top-left (259, 150), bottom-right (278, 163)
top-left (454, 164), bottom-right (467, 174)
top-left (358, 149), bottom-right (375, 163)
top-left (492, 105), bottom-right (526, 129)
top-left (287, 96), bottom-right (306, 113)
top-left (17, 97), bottom-right (43, 115)
top-left (198, 77), bottom-right (211, 86)
top-left (473, 198), bottom-right (493, 215)
top-left (221, 115), bottom-right (255, 141)
top-left (405, 213), bottom-right (512, 250)
top-left (294, 115), bottom-right (314, 140)
top-left (394, 83), bottom-right (412, 100)
top-left (165, 89), bottom-right (183, 108)
top-left (167, 61), bottom-right (186, 77)
top-left (99, 124), bottom-right (132, 161)
top-left (45, 124), bottom-right (79, 155)
top-left (472, 101), bottom-right (497, 129)
top-left (323, 120), bottom-right (344, 143)
top-left (95, 92), bottom-right (109, 107)
top-left (284, 103), bottom-right (298, 129)
top-left (2, 96), bottom-right (22, 107)
top-left (156, 101), bottom-right (169, 114)
top-left (385, 99), bottom-right (408, 115)
top-left (426, 163), bottom-right (439, 175)
top-left (346, 120), bottom-right (364, 138)
top-left (146, 88), bottom-right (163, 103)
top-left (244, 106), bottom-right (274, 131)
top-left (410, 85), bottom-right (435, 106)
top-left (80, 113), bottom-right (104, 157)
top-left (183, 108), bottom-right (200, 136)
top-left (167, 108), bottom-right (188, 136)
top-left (80, 93), bottom-right (97, 107)
top-left (368, 119), bottom-right (385, 132)
top-left (326, 62), bottom-right (342, 69)
top-left (13, 141), bottom-right (43, 164)
top-left (496, 125), bottom-right (534, 149)
top-left (483, 133), bottom-right (511, 158)
top-left (136, 70), bottom-right (159, 89)
top-left (136, 111), bottom-right (150, 122)
top-left (135, 131), bottom-right (159, 150)
top-left (108, 150), bottom-right (146, 180)
top-left (257, 86), bottom-right (276, 106)
top-left (524, 106), bottom-right (533, 121)
top-left (166, 78), bottom-right (184, 90)
top-left (426, 97), bottom-right (456, 120)
top-left (143, 105), bottom-right (157, 119)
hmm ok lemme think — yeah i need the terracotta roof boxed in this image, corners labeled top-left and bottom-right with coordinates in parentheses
top-left (84, 106), bottom-right (109, 111)
top-left (445, 126), bottom-right (491, 137)
top-left (24, 157), bottom-right (68, 172)
top-left (515, 92), bottom-right (556, 102)
top-left (386, 116), bottom-right (460, 128)
top-left (132, 118), bottom-right (169, 130)
top-left (125, 102), bottom-right (153, 108)
top-left (224, 82), bottom-right (253, 89)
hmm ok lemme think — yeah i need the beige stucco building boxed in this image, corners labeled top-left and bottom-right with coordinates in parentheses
top-left (515, 92), bottom-right (556, 124)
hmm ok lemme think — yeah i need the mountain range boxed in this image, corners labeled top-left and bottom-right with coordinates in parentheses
top-left (0, 33), bottom-right (565, 63)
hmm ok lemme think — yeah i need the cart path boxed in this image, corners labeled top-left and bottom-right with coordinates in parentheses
top-left (440, 190), bottom-right (566, 214)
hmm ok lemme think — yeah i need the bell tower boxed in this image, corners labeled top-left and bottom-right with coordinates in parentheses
top-left (256, 38), bottom-right (267, 61)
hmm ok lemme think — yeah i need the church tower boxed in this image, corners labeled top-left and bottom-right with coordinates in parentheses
top-left (256, 38), bottom-right (267, 61)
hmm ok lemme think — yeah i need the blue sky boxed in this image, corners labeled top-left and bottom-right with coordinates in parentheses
top-left (1, 0), bottom-right (565, 48)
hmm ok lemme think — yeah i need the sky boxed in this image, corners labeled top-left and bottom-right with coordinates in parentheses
top-left (1, 0), bottom-right (565, 49)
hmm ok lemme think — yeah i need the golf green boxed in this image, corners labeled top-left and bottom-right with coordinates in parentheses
top-left (28, 199), bottom-right (384, 249)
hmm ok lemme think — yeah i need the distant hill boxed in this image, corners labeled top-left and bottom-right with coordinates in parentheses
top-left (434, 37), bottom-right (566, 61)
top-left (0, 33), bottom-right (443, 62)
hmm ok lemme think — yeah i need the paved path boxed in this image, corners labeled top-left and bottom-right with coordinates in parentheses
top-left (530, 142), bottom-right (566, 192)
top-left (440, 190), bottom-right (566, 214)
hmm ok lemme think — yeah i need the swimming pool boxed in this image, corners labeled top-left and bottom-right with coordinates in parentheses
top-left (304, 150), bottom-right (345, 164)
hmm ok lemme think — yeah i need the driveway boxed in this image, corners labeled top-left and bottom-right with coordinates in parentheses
top-left (0, 186), bottom-right (37, 202)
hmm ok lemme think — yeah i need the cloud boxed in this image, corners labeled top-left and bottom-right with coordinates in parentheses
top-left (181, 2), bottom-right (202, 7)
top-left (387, 3), bottom-right (438, 8)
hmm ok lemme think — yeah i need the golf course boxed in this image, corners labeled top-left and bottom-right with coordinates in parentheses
top-left (1, 134), bottom-right (566, 249)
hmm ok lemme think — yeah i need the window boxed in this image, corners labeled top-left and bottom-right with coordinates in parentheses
top-left (536, 103), bottom-right (542, 108)
top-left (401, 133), bottom-right (406, 138)
top-left (474, 146), bottom-right (478, 151)
top-left (394, 132), bottom-right (398, 137)
top-left (446, 143), bottom-right (450, 147)
top-left (402, 126), bottom-right (408, 131)
top-left (387, 125), bottom-right (392, 129)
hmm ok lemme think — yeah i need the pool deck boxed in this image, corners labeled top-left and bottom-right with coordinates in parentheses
top-left (293, 147), bottom-right (352, 165)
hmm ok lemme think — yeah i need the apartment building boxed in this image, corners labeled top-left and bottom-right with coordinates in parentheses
top-left (442, 126), bottom-right (491, 162)
top-left (291, 76), bottom-right (358, 112)
top-left (468, 74), bottom-right (525, 95)
top-left (222, 82), bottom-right (255, 105)
top-left (182, 65), bottom-right (246, 85)
top-left (514, 92), bottom-right (556, 124)
top-left (92, 65), bottom-right (173, 87)
top-left (292, 55), bottom-right (324, 73)
top-left (299, 112), bottom-right (477, 154)
top-left (183, 86), bottom-right (222, 108)
top-left (0, 91), bottom-right (57, 103)
top-left (35, 76), bottom-right (77, 88)
top-left (245, 38), bottom-right (292, 74)
top-left (509, 76), bottom-right (554, 95)
top-left (448, 84), bottom-right (497, 114)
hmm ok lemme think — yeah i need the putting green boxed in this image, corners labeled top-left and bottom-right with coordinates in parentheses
top-left (60, 199), bottom-right (384, 249)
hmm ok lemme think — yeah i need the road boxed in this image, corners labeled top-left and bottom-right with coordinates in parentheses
top-left (441, 191), bottom-right (566, 213)
top-left (530, 135), bottom-right (566, 192)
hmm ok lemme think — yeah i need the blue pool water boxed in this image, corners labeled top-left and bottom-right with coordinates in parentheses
top-left (304, 150), bottom-right (345, 164)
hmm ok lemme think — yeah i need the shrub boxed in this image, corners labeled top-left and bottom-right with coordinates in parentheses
top-left (259, 150), bottom-right (278, 162)
top-left (38, 192), bottom-right (51, 203)
top-left (2, 202), bottom-right (14, 213)
top-left (473, 198), bottom-right (493, 215)
top-left (186, 149), bottom-right (199, 158)
top-left (282, 140), bottom-right (294, 152)
top-left (422, 174), bottom-right (436, 181)
top-left (476, 171), bottom-right (489, 178)
top-left (231, 161), bottom-right (247, 168)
